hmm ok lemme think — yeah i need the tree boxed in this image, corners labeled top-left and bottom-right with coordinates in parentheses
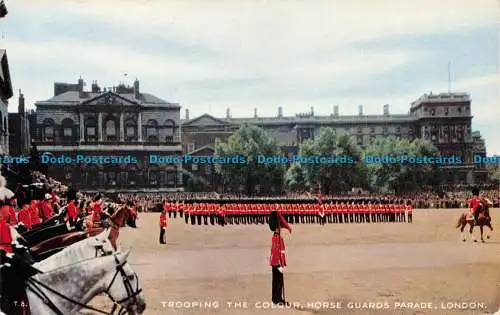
top-left (292, 127), bottom-right (367, 194)
top-left (284, 163), bottom-right (307, 192)
top-left (215, 124), bottom-right (285, 195)
top-left (182, 169), bottom-right (210, 192)
top-left (363, 137), bottom-right (441, 193)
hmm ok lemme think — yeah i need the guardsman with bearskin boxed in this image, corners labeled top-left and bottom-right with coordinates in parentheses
top-left (29, 198), bottom-right (41, 227)
top-left (469, 187), bottom-right (482, 224)
top-left (268, 210), bottom-right (292, 305)
top-left (91, 194), bottom-right (103, 224)
top-left (184, 202), bottom-right (190, 224)
top-left (159, 209), bottom-right (167, 244)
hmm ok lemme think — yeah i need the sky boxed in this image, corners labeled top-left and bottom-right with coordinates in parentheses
top-left (1, 0), bottom-right (499, 154)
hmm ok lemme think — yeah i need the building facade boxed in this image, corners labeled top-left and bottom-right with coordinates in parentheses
top-left (0, 49), bottom-right (12, 156)
top-left (32, 78), bottom-right (183, 192)
top-left (182, 92), bottom-right (487, 190)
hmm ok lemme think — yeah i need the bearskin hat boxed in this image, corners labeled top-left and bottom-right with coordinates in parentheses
top-left (472, 187), bottom-right (479, 196)
top-left (66, 188), bottom-right (78, 201)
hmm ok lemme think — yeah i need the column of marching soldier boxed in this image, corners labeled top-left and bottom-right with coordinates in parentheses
top-left (162, 199), bottom-right (413, 226)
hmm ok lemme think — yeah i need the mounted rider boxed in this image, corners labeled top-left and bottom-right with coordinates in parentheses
top-left (468, 187), bottom-right (482, 224)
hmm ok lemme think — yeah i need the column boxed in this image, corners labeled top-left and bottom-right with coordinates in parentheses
top-left (177, 119), bottom-right (181, 143)
top-left (120, 112), bottom-right (125, 141)
top-left (79, 112), bottom-right (84, 142)
top-left (137, 111), bottom-right (142, 141)
top-left (98, 112), bottom-right (103, 141)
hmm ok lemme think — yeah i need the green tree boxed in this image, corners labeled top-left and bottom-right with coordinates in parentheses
top-left (182, 169), bottom-right (210, 192)
top-left (284, 163), bottom-right (307, 191)
top-left (363, 137), bottom-right (441, 193)
top-left (293, 127), bottom-right (367, 194)
top-left (215, 124), bottom-right (285, 195)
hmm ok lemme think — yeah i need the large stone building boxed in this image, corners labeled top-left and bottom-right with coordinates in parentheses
top-left (32, 78), bottom-right (183, 192)
top-left (0, 50), bottom-right (13, 156)
top-left (182, 92), bottom-right (487, 191)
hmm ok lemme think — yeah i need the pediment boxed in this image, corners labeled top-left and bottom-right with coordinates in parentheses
top-left (183, 114), bottom-right (227, 126)
top-left (80, 91), bottom-right (138, 106)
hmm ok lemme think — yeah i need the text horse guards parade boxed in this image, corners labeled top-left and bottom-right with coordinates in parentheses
top-left (0, 173), bottom-right (147, 315)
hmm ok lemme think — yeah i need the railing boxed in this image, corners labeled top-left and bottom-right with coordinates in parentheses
top-left (32, 139), bottom-right (182, 146)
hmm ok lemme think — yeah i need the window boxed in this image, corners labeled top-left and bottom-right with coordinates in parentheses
top-left (205, 165), bottom-right (212, 175)
top-left (87, 127), bottom-right (96, 136)
top-left (396, 127), bottom-right (401, 133)
top-left (357, 127), bottom-right (362, 133)
top-left (430, 109), bottom-right (435, 116)
top-left (165, 136), bottom-right (173, 143)
top-left (457, 107), bottom-right (462, 113)
top-left (64, 127), bottom-right (72, 137)
top-left (126, 126), bottom-right (135, 137)
top-left (147, 127), bottom-right (156, 136)
top-left (166, 172), bottom-right (175, 185)
top-left (444, 108), bottom-right (449, 116)
top-left (382, 127), bottom-right (388, 134)
top-left (106, 120), bottom-right (116, 136)
top-left (44, 126), bottom-right (53, 136)
top-left (370, 127), bottom-right (375, 133)
top-left (192, 164), bottom-right (198, 171)
top-left (424, 108), bottom-right (428, 111)
top-left (187, 143), bottom-right (195, 152)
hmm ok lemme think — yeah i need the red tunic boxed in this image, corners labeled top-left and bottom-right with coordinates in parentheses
top-left (468, 197), bottom-right (481, 214)
top-left (406, 205), bottom-right (412, 214)
top-left (159, 212), bottom-right (167, 227)
top-left (40, 201), bottom-right (54, 221)
top-left (29, 202), bottom-right (41, 226)
top-left (269, 232), bottom-right (286, 267)
top-left (67, 201), bottom-right (78, 221)
top-left (0, 205), bottom-right (17, 225)
top-left (92, 202), bottom-right (103, 222)
top-left (0, 218), bottom-right (13, 253)
top-left (18, 206), bottom-right (32, 230)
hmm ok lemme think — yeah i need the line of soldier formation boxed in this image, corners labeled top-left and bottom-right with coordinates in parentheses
top-left (163, 198), bottom-right (413, 225)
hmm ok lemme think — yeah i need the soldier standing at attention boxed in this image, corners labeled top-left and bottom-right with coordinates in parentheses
top-left (268, 210), bottom-right (292, 305)
top-left (159, 210), bottom-right (167, 244)
top-left (406, 200), bottom-right (413, 223)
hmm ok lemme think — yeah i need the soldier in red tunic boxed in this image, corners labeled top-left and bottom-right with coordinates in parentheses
top-left (406, 200), bottom-right (413, 223)
top-left (159, 210), bottom-right (167, 244)
top-left (66, 188), bottom-right (79, 226)
top-left (17, 197), bottom-right (32, 231)
top-left (40, 193), bottom-right (55, 221)
top-left (91, 194), bottom-right (103, 224)
top-left (468, 187), bottom-right (482, 224)
top-left (268, 210), bottom-right (292, 305)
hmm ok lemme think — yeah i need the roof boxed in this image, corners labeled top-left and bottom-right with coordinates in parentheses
top-left (181, 113), bottom-right (417, 126)
top-left (35, 90), bottom-right (180, 108)
top-left (187, 145), bottom-right (215, 155)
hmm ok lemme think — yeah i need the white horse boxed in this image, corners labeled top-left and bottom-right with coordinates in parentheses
top-left (34, 228), bottom-right (115, 271)
top-left (26, 250), bottom-right (146, 315)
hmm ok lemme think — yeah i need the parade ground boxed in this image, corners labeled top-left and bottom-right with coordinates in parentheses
top-left (90, 209), bottom-right (500, 315)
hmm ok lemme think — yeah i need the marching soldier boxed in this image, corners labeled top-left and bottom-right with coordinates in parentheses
top-left (159, 210), bottom-right (167, 244)
top-left (268, 210), bottom-right (292, 305)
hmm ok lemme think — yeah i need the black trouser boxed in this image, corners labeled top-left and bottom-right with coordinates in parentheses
top-left (408, 213), bottom-right (412, 223)
top-left (159, 227), bottom-right (166, 244)
top-left (272, 266), bottom-right (284, 304)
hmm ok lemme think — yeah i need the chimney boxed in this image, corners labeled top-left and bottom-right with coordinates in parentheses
top-left (383, 104), bottom-right (389, 116)
top-left (254, 108), bottom-right (257, 118)
top-left (310, 106), bottom-right (314, 116)
top-left (18, 89), bottom-right (25, 114)
top-left (77, 77), bottom-right (84, 92)
top-left (334, 105), bottom-right (339, 117)
top-left (133, 78), bottom-right (140, 99)
top-left (226, 108), bottom-right (230, 118)
top-left (185, 109), bottom-right (190, 120)
top-left (358, 104), bottom-right (363, 116)
top-left (278, 106), bottom-right (283, 117)
top-left (91, 80), bottom-right (100, 93)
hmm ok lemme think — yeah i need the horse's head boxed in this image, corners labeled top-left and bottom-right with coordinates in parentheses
top-left (104, 250), bottom-right (146, 314)
top-left (89, 228), bottom-right (114, 255)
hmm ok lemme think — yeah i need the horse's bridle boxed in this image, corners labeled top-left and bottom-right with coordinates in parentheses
top-left (26, 254), bottom-right (142, 315)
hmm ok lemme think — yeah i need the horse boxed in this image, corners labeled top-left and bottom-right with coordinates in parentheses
top-left (29, 203), bottom-right (136, 261)
top-left (26, 250), bottom-right (146, 314)
top-left (456, 198), bottom-right (494, 243)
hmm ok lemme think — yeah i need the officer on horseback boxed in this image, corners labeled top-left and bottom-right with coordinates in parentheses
top-left (469, 187), bottom-right (482, 225)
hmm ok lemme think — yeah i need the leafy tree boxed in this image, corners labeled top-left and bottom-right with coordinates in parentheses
top-left (215, 124), bottom-right (285, 195)
top-left (363, 137), bottom-right (441, 193)
top-left (182, 169), bottom-right (210, 192)
top-left (284, 163), bottom-right (307, 191)
top-left (292, 127), bottom-right (367, 194)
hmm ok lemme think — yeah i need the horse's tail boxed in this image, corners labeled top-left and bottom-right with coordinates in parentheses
top-left (456, 213), bottom-right (465, 228)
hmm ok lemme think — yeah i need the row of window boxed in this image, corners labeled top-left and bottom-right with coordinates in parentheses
top-left (80, 171), bottom-right (178, 186)
top-left (423, 106), bottom-right (470, 116)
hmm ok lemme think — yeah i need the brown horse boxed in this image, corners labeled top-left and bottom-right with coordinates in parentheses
top-left (456, 198), bottom-right (493, 243)
top-left (30, 204), bottom-right (136, 260)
